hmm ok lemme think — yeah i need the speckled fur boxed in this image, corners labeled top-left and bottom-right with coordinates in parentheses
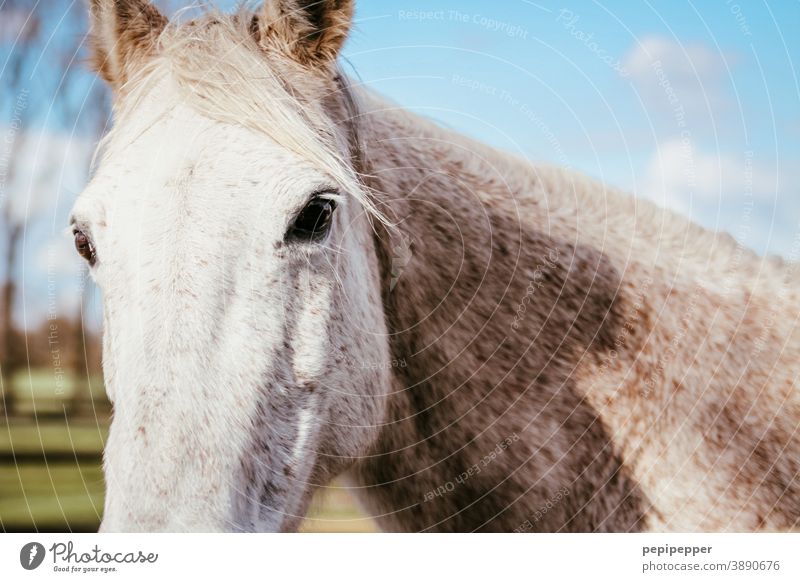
top-left (76, 1), bottom-right (799, 532)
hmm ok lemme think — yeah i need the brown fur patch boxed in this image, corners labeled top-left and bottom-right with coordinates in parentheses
top-left (256, 0), bottom-right (353, 66)
top-left (88, 0), bottom-right (166, 89)
top-left (354, 145), bottom-right (650, 531)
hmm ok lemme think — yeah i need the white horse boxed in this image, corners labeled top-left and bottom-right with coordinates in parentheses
top-left (72, 0), bottom-right (800, 532)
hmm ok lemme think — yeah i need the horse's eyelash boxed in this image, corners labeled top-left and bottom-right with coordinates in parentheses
top-left (315, 191), bottom-right (346, 205)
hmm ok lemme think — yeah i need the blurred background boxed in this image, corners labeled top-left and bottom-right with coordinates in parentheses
top-left (1, 0), bottom-right (798, 531)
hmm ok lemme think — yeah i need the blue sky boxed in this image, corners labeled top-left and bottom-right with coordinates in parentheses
top-left (2, 0), bottom-right (799, 325)
top-left (340, 0), bottom-right (800, 257)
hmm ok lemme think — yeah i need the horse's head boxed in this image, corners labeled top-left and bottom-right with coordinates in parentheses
top-left (72, 0), bottom-right (392, 531)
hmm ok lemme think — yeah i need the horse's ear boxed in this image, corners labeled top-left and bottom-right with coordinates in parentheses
top-left (258, 0), bottom-right (354, 67)
top-left (87, 0), bottom-right (167, 89)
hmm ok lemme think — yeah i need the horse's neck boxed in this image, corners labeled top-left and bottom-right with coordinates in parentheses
top-left (354, 101), bottom-right (559, 525)
top-left (347, 94), bottom-right (800, 534)
top-left (357, 116), bottom-right (485, 528)
top-left (364, 102), bottom-right (531, 431)
top-left (349, 95), bottom-right (650, 532)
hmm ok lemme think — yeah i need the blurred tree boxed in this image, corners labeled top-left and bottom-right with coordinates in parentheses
top-left (69, 273), bottom-right (94, 415)
top-left (0, 0), bottom-right (109, 414)
top-left (0, 0), bottom-right (203, 415)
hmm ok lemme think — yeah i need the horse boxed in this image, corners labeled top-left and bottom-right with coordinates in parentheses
top-left (71, 0), bottom-right (800, 532)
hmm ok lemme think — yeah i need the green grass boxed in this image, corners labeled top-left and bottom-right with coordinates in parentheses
top-left (1, 369), bottom-right (106, 415)
top-left (301, 487), bottom-right (378, 533)
top-left (0, 416), bottom-right (108, 531)
top-left (0, 462), bottom-right (105, 531)
top-left (1, 372), bottom-right (375, 532)
top-left (0, 417), bottom-right (108, 454)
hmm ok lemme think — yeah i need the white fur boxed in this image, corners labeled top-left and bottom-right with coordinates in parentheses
top-left (73, 69), bottom-right (390, 531)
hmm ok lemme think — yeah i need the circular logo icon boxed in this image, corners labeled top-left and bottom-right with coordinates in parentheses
top-left (20, 542), bottom-right (46, 570)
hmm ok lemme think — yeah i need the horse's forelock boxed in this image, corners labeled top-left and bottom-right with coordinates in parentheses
top-left (105, 8), bottom-right (386, 227)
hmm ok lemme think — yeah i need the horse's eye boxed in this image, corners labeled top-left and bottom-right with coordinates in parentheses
top-left (73, 230), bottom-right (96, 265)
top-left (288, 197), bottom-right (336, 242)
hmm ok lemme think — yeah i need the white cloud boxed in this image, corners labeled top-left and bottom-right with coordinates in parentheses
top-left (622, 36), bottom-right (732, 124)
top-left (625, 36), bottom-right (726, 80)
top-left (623, 37), bottom-right (799, 259)
top-left (635, 138), bottom-right (800, 258)
top-left (639, 138), bottom-right (780, 213)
